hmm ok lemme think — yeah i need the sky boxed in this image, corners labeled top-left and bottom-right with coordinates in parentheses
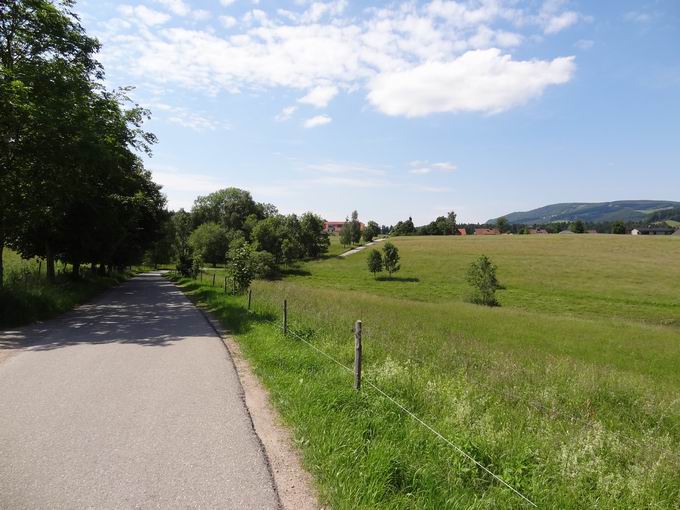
top-left (75, 0), bottom-right (680, 225)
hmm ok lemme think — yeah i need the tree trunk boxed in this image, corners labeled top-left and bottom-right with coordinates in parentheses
top-left (72, 261), bottom-right (80, 278)
top-left (46, 241), bottom-right (55, 283)
top-left (0, 236), bottom-right (4, 289)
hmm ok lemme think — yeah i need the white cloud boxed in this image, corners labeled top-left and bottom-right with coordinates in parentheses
top-left (368, 49), bottom-right (575, 117)
top-left (219, 15), bottom-right (237, 28)
top-left (418, 186), bottom-right (452, 193)
top-left (117, 5), bottom-right (170, 26)
top-left (298, 85), bottom-right (339, 108)
top-left (624, 10), bottom-right (655, 24)
top-left (101, 0), bottom-right (586, 118)
top-left (149, 102), bottom-right (228, 131)
top-left (220, 0), bottom-right (236, 6)
top-left (275, 105), bottom-right (297, 121)
top-left (154, 0), bottom-right (190, 16)
top-left (409, 160), bottom-right (457, 174)
top-left (303, 115), bottom-right (332, 128)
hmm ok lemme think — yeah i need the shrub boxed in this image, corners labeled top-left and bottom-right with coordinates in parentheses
top-left (367, 249), bottom-right (383, 278)
top-left (466, 255), bottom-right (501, 306)
top-left (252, 250), bottom-right (277, 279)
top-left (382, 242), bottom-right (401, 277)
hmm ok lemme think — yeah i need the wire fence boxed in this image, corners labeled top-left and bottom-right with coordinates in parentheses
top-left (243, 296), bottom-right (538, 508)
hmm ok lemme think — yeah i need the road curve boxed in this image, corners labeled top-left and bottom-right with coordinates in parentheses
top-left (0, 273), bottom-right (278, 509)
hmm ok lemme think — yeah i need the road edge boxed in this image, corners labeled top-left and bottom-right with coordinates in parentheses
top-left (180, 283), bottom-right (321, 510)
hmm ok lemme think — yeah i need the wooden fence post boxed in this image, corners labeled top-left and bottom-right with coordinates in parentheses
top-left (212, 273), bottom-right (216, 287)
top-left (283, 299), bottom-right (288, 335)
top-left (248, 289), bottom-right (252, 310)
top-left (224, 276), bottom-right (227, 294)
top-left (354, 320), bottom-right (362, 391)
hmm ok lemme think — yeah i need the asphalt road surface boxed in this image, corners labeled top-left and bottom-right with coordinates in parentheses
top-left (0, 273), bottom-right (278, 509)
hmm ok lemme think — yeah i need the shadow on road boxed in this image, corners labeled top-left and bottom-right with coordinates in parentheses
top-left (0, 274), bottom-right (214, 352)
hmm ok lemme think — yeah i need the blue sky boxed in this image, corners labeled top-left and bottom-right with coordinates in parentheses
top-left (76, 0), bottom-right (680, 224)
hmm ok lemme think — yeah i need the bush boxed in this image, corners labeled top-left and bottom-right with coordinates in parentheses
top-left (466, 255), bottom-right (501, 306)
top-left (382, 242), bottom-right (400, 277)
top-left (252, 250), bottom-right (277, 279)
top-left (176, 253), bottom-right (193, 277)
top-left (367, 249), bottom-right (383, 278)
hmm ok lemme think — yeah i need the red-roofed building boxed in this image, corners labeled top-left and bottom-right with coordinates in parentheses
top-left (457, 228), bottom-right (467, 236)
top-left (324, 221), bottom-right (364, 233)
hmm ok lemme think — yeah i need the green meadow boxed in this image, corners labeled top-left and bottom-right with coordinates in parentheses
top-left (177, 234), bottom-right (680, 509)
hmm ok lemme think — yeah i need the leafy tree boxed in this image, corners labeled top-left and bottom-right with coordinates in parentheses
top-left (496, 217), bottom-right (510, 234)
top-left (300, 212), bottom-right (330, 258)
top-left (172, 209), bottom-right (193, 276)
top-left (466, 255), bottom-right (501, 306)
top-left (189, 222), bottom-right (228, 267)
top-left (339, 220), bottom-right (352, 247)
top-left (571, 220), bottom-right (585, 234)
top-left (363, 221), bottom-right (380, 242)
top-left (611, 221), bottom-right (626, 235)
top-left (382, 242), bottom-right (400, 277)
top-left (447, 211), bottom-right (457, 234)
top-left (252, 215), bottom-right (285, 262)
top-left (392, 217), bottom-right (415, 236)
top-left (192, 188), bottom-right (262, 232)
top-left (350, 210), bottom-right (362, 244)
top-left (252, 250), bottom-right (276, 279)
top-left (367, 249), bottom-right (383, 278)
top-left (228, 240), bottom-right (254, 293)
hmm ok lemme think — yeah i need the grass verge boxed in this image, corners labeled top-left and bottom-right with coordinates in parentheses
top-left (170, 273), bottom-right (680, 509)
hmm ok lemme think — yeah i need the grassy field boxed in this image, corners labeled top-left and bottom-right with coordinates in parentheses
top-left (1, 250), bottom-right (130, 328)
top-left (176, 234), bottom-right (680, 508)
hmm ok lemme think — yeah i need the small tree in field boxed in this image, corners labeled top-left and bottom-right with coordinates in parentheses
top-left (228, 242), bottom-right (254, 293)
top-left (466, 255), bottom-right (501, 306)
top-left (339, 220), bottom-right (352, 247)
top-left (367, 249), bottom-right (383, 278)
top-left (382, 242), bottom-right (400, 277)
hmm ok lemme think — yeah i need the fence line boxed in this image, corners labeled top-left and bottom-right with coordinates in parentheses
top-left (246, 299), bottom-right (538, 508)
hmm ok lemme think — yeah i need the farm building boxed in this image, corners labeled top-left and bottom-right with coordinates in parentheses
top-left (323, 221), bottom-right (364, 233)
top-left (674, 229), bottom-right (680, 236)
top-left (631, 226), bottom-right (675, 236)
top-left (475, 228), bottom-right (500, 235)
top-left (457, 228), bottom-right (467, 236)
top-left (529, 229), bottom-right (549, 235)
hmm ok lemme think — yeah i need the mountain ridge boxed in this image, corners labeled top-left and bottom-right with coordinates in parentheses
top-left (489, 200), bottom-right (680, 225)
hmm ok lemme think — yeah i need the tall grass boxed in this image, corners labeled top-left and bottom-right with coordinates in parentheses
top-left (1, 250), bottom-right (128, 328)
top-left (172, 252), bottom-right (680, 509)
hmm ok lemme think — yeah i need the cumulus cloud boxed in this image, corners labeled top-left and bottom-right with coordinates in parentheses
top-left (303, 115), bottom-right (332, 128)
top-left (368, 49), bottom-right (575, 117)
top-left (117, 5), bottom-right (170, 26)
top-left (298, 85), bottom-right (339, 108)
top-left (100, 0), bottom-right (586, 118)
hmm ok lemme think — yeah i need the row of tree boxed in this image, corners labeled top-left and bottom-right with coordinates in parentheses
top-left (0, 1), bottom-right (166, 286)
top-left (146, 188), bottom-right (331, 285)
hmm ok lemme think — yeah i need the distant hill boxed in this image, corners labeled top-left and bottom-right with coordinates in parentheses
top-left (489, 200), bottom-right (680, 225)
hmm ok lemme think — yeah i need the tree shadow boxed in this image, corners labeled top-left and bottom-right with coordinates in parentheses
top-left (375, 276), bottom-right (420, 282)
top-left (0, 274), bottom-right (233, 352)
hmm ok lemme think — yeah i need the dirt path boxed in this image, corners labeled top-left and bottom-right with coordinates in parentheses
top-left (0, 273), bottom-right (279, 509)
top-left (339, 237), bottom-right (386, 258)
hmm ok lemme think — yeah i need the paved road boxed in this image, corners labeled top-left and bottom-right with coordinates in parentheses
top-left (0, 273), bottom-right (278, 509)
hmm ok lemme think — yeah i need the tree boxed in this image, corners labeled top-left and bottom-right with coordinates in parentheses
top-left (299, 212), bottom-right (330, 258)
top-left (350, 210), bottom-right (362, 244)
top-left (192, 188), bottom-right (262, 232)
top-left (228, 240), bottom-right (254, 293)
top-left (571, 220), bottom-right (585, 234)
top-left (611, 221), bottom-right (626, 235)
top-left (447, 211), bottom-right (457, 234)
top-left (382, 242), bottom-right (400, 277)
top-left (496, 217), bottom-right (510, 234)
top-left (339, 220), bottom-right (352, 247)
top-left (189, 222), bottom-right (228, 267)
top-left (392, 217), bottom-right (415, 236)
top-left (367, 249), bottom-right (383, 278)
top-left (172, 209), bottom-right (193, 276)
top-left (363, 221), bottom-right (380, 242)
top-left (466, 255), bottom-right (501, 306)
